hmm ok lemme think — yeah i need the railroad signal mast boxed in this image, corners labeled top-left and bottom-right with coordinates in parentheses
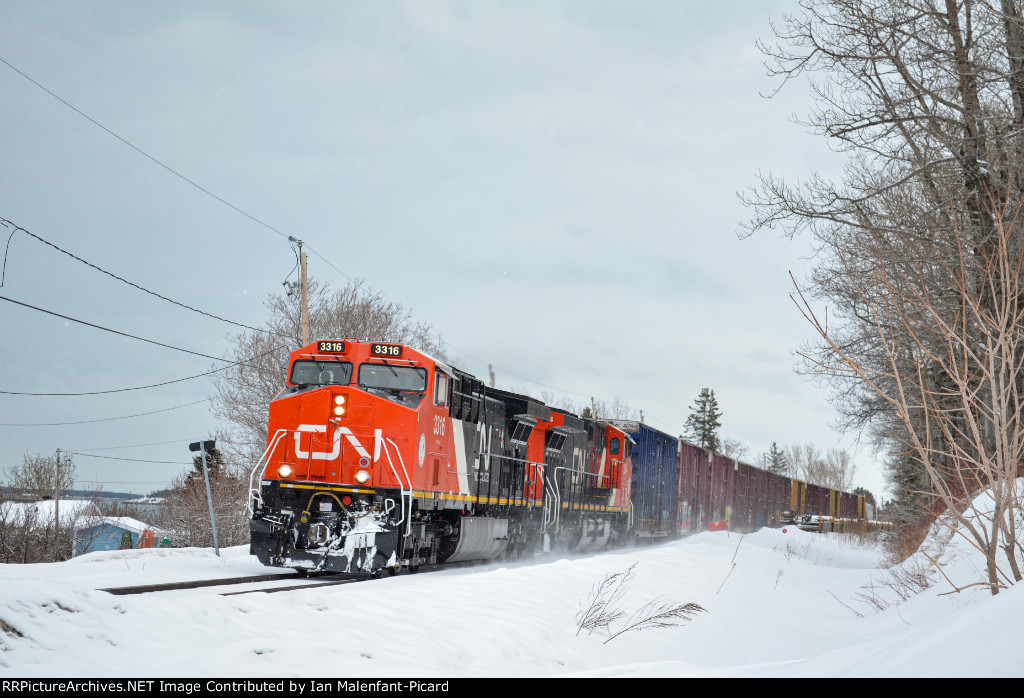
top-left (189, 439), bottom-right (219, 557)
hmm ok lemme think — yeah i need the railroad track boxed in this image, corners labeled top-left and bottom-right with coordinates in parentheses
top-left (97, 556), bottom-right (530, 598)
top-left (98, 572), bottom-right (361, 597)
top-left (220, 578), bottom-right (360, 596)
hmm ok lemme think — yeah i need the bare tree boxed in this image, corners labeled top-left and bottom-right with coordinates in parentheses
top-left (539, 391), bottom-right (585, 416)
top-left (211, 278), bottom-right (444, 468)
top-left (720, 438), bottom-right (750, 460)
top-left (791, 197), bottom-right (1024, 594)
top-left (823, 448), bottom-right (858, 492)
top-left (743, 0), bottom-right (1024, 542)
top-left (156, 467), bottom-right (250, 549)
top-left (541, 393), bottom-right (639, 421)
top-left (2, 453), bottom-right (87, 562)
top-left (784, 443), bottom-right (858, 490)
top-left (785, 443), bottom-right (823, 482)
top-left (801, 447), bottom-right (859, 491)
top-left (5, 452), bottom-right (77, 499)
top-left (0, 501), bottom-right (48, 564)
top-left (600, 397), bottom-right (639, 421)
top-left (0, 497), bottom-right (100, 563)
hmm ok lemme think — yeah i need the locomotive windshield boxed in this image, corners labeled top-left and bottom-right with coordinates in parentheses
top-left (357, 362), bottom-right (428, 408)
top-left (358, 363), bottom-right (427, 391)
top-left (290, 359), bottom-right (353, 387)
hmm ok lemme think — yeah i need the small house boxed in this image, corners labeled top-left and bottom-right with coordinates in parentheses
top-left (74, 516), bottom-right (170, 555)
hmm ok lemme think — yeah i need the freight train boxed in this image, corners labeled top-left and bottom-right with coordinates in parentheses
top-left (247, 338), bottom-right (866, 577)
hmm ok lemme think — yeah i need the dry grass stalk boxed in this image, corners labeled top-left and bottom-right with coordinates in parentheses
top-left (576, 563), bottom-right (706, 643)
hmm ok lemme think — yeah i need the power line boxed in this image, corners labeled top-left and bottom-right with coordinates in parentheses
top-left (0, 364), bottom-right (233, 396)
top-left (0, 341), bottom-right (287, 396)
top-left (444, 341), bottom-right (594, 399)
top-left (1, 224), bottom-right (15, 287)
top-left (0, 55), bottom-right (568, 398)
top-left (0, 56), bottom-right (671, 428)
top-left (0, 56), bottom-right (290, 242)
top-left (305, 244), bottom-right (356, 285)
top-left (0, 398), bottom-right (210, 426)
top-left (0, 294), bottom-right (232, 363)
top-left (0, 59), bottom-right (413, 355)
top-left (305, 245), bottom-right (601, 402)
top-left (0, 279), bottom-right (599, 409)
top-left (439, 340), bottom-right (682, 430)
top-left (0, 255), bottom-right (659, 427)
top-left (642, 413), bottom-right (679, 433)
top-left (69, 438), bottom-right (194, 452)
top-left (70, 452), bottom-right (192, 465)
top-left (76, 479), bottom-right (173, 485)
top-left (0, 217), bottom-right (288, 338)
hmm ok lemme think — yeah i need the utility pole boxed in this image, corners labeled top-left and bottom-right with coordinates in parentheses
top-left (189, 440), bottom-right (220, 556)
top-left (289, 236), bottom-right (310, 345)
top-left (54, 448), bottom-right (60, 543)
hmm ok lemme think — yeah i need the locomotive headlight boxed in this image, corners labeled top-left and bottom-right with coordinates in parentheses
top-left (333, 405), bottom-right (346, 416)
top-left (354, 469), bottom-right (370, 484)
top-left (278, 463), bottom-right (293, 478)
top-left (334, 395), bottom-right (346, 405)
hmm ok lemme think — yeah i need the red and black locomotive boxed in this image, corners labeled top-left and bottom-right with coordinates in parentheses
top-left (248, 339), bottom-right (632, 576)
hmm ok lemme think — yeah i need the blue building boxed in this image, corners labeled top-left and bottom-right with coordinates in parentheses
top-left (73, 516), bottom-right (169, 555)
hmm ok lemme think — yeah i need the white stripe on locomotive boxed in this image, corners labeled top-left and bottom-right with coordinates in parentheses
top-left (452, 417), bottom-right (470, 495)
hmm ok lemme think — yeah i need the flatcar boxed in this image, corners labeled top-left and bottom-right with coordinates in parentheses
top-left (247, 338), bottom-right (866, 577)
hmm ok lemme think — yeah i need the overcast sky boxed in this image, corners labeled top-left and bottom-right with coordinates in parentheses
top-left (0, 2), bottom-right (880, 498)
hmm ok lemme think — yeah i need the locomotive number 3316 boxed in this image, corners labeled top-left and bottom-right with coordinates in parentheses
top-left (370, 343), bottom-right (403, 357)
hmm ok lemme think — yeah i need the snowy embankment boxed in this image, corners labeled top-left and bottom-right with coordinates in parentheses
top-left (0, 521), bottom-right (1020, 677)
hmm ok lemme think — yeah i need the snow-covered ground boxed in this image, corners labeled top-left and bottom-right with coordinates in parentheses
top-left (0, 522), bottom-right (1020, 677)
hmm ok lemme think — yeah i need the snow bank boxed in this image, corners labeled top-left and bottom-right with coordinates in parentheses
top-left (0, 524), bottom-right (1019, 677)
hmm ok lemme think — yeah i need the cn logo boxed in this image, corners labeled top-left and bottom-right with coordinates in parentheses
top-left (293, 424), bottom-right (371, 461)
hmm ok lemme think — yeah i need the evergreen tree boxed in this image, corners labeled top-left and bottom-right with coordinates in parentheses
top-left (187, 446), bottom-right (226, 485)
top-left (684, 388), bottom-right (721, 452)
top-left (851, 487), bottom-right (876, 510)
top-left (763, 442), bottom-right (789, 476)
top-left (119, 529), bottom-right (134, 550)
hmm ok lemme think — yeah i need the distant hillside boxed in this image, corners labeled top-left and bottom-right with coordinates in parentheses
top-left (1, 487), bottom-right (143, 502)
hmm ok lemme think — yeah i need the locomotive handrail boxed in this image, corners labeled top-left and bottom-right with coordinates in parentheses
top-left (381, 436), bottom-right (413, 537)
top-left (546, 463), bottom-right (605, 532)
top-left (487, 452), bottom-right (549, 467)
top-left (543, 474), bottom-right (558, 529)
top-left (546, 466), bottom-right (564, 530)
top-left (487, 453), bottom-right (546, 514)
top-left (377, 438), bottom-right (406, 527)
top-left (247, 428), bottom-right (289, 517)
